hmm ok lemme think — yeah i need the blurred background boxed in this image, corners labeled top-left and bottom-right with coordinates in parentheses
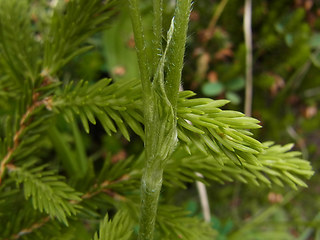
top-left (36, 0), bottom-right (320, 239)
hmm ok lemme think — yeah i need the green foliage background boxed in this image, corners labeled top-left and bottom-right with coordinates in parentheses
top-left (0, 0), bottom-right (319, 239)
top-left (182, 1), bottom-right (320, 239)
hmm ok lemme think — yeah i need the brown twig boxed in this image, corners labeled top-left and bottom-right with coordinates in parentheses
top-left (0, 96), bottom-right (52, 184)
top-left (79, 174), bottom-right (130, 201)
top-left (4, 217), bottom-right (50, 240)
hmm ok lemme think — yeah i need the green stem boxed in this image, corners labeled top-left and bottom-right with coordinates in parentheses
top-left (128, 0), bottom-right (151, 95)
top-left (129, 1), bottom-right (191, 239)
top-left (165, 0), bottom-right (192, 109)
top-left (138, 93), bottom-right (176, 240)
top-left (138, 167), bottom-right (163, 240)
top-left (128, 1), bottom-right (162, 239)
top-left (152, 0), bottom-right (163, 74)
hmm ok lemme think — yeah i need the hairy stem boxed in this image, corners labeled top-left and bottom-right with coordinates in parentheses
top-left (128, 0), bottom-right (151, 95)
top-left (139, 167), bottom-right (163, 240)
top-left (128, 1), bottom-right (163, 239)
top-left (129, 1), bottom-right (191, 239)
top-left (138, 94), bottom-right (176, 240)
top-left (165, 0), bottom-right (192, 109)
top-left (152, 0), bottom-right (163, 74)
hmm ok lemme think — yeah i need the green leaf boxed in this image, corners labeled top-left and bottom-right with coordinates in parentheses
top-left (102, 7), bottom-right (140, 81)
top-left (201, 82), bottom-right (224, 97)
top-left (285, 33), bottom-right (294, 47)
top-left (225, 77), bottom-right (245, 91)
top-left (309, 33), bottom-right (320, 49)
top-left (225, 91), bottom-right (241, 105)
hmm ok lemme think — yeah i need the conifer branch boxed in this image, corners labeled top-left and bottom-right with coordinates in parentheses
top-left (0, 94), bottom-right (52, 184)
top-left (9, 162), bottom-right (82, 225)
top-left (3, 141), bottom-right (314, 240)
top-left (51, 78), bottom-right (144, 139)
top-left (6, 172), bottom-right (131, 240)
top-left (177, 91), bottom-right (264, 165)
top-left (165, 142), bottom-right (313, 189)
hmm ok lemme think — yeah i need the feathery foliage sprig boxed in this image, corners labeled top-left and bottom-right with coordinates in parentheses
top-left (51, 78), bottom-right (144, 139)
top-left (177, 90), bottom-right (264, 165)
top-left (0, 0), bottom-right (40, 84)
top-left (9, 161), bottom-right (82, 225)
top-left (165, 141), bottom-right (313, 189)
top-left (43, 0), bottom-right (117, 77)
top-left (92, 211), bottom-right (133, 240)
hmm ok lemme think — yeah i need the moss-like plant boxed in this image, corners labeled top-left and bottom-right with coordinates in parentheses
top-left (0, 0), bottom-right (313, 240)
